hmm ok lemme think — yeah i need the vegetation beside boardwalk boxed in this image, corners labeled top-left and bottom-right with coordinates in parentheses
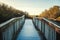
top-left (38, 6), bottom-right (60, 21)
top-left (0, 3), bottom-right (31, 23)
top-left (0, 2), bottom-right (60, 23)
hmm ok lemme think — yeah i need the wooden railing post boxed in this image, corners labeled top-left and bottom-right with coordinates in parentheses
top-left (32, 17), bottom-right (60, 40)
top-left (0, 15), bottom-right (25, 40)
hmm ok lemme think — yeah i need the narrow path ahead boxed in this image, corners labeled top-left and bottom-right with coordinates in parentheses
top-left (16, 19), bottom-right (41, 40)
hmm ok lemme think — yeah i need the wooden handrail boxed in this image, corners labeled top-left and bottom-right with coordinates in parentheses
top-left (33, 17), bottom-right (60, 40)
top-left (43, 18), bottom-right (60, 28)
top-left (0, 15), bottom-right (25, 28)
top-left (0, 15), bottom-right (25, 40)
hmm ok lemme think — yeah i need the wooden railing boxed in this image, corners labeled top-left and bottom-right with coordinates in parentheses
top-left (0, 15), bottom-right (25, 40)
top-left (33, 17), bottom-right (60, 40)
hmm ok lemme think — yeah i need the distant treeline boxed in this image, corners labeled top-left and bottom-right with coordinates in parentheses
top-left (0, 3), bottom-right (27, 23)
top-left (39, 6), bottom-right (60, 21)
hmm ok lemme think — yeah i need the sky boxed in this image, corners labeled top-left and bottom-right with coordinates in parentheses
top-left (0, 0), bottom-right (60, 15)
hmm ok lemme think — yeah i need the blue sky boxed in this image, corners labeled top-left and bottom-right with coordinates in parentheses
top-left (0, 0), bottom-right (60, 15)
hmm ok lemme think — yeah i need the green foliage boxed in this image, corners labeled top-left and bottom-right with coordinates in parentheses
top-left (0, 3), bottom-right (25, 23)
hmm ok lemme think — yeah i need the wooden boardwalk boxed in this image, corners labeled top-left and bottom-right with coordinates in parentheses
top-left (16, 19), bottom-right (42, 40)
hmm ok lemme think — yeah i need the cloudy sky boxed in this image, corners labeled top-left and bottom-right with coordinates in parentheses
top-left (0, 0), bottom-right (60, 15)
